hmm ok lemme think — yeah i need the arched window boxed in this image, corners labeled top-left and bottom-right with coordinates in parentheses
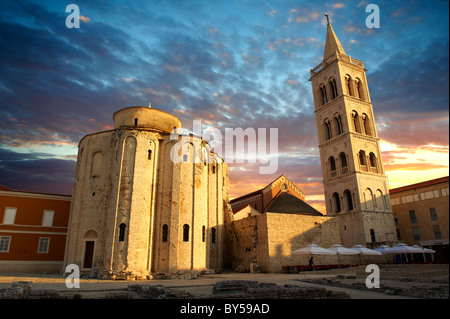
top-left (328, 78), bottom-right (338, 100)
top-left (119, 223), bottom-right (126, 242)
top-left (211, 227), bottom-right (216, 244)
top-left (355, 78), bottom-right (364, 100)
top-left (324, 119), bottom-right (332, 140)
top-left (369, 152), bottom-right (378, 173)
top-left (334, 115), bottom-right (343, 136)
top-left (332, 192), bottom-right (341, 213)
top-left (361, 113), bottom-right (371, 136)
top-left (319, 85), bottom-right (328, 106)
top-left (329, 156), bottom-right (336, 177)
top-left (351, 111), bottom-right (361, 133)
top-left (344, 189), bottom-right (354, 211)
top-left (183, 224), bottom-right (190, 242)
top-left (345, 75), bottom-right (353, 96)
top-left (375, 189), bottom-right (385, 210)
top-left (91, 151), bottom-right (103, 178)
top-left (339, 152), bottom-right (348, 174)
top-left (162, 224), bottom-right (168, 242)
top-left (364, 188), bottom-right (374, 210)
top-left (359, 151), bottom-right (367, 169)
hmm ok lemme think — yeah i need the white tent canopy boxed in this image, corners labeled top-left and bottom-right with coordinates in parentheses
top-left (350, 244), bottom-right (382, 256)
top-left (384, 243), bottom-right (424, 254)
top-left (327, 244), bottom-right (360, 255)
top-left (374, 245), bottom-right (392, 255)
top-left (291, 244), bottom-right (337, 255)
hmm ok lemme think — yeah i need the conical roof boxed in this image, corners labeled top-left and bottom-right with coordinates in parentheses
top-left (323, 22), bottom-right (346, 60)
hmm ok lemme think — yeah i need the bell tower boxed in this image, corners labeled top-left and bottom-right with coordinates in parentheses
top-left (309, 18), bottom-right (397, 248)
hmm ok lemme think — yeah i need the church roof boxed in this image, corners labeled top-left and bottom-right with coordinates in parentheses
top-left (323, 21), bottom-right (346, 60)
top-left (265, 191), bottom-right (323, 216)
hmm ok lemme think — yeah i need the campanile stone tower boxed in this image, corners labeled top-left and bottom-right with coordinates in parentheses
top-left (309, 19), bottom-right (397, 247)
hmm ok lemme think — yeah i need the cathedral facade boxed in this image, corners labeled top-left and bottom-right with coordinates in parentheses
top-left (64, 107), bottom-right (228, 279)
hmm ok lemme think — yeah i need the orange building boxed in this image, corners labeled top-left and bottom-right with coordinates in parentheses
top-left (390, 176), bottom-right (449, 262)
top-left (0, 185), bottom-right (71, 272)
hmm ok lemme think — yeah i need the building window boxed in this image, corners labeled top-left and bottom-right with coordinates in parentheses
top-left (344, 189), bottom-right (353, 211)
top-left (162, 224), bottom-right (168, 242)
top-left (183, 224), bottom-right (190, 242)
top-left (119, 223), bottom-right (126, 242)
top-left (351, 111), bottom-right (361, 133)
top-left (370, 229), bottom-right (376, 242)
top-left (332, 192), bottom-right (341, 213)
top-left (0, 236), bottom-right (11, 252)
top-left (38, 237), bottom-right (50, 253)
top-left (409, 210), bottom-right (417, 224)
top-left (355, 78), bottom-right (364, 100)
top-left (148, 149), bottom-right (152, 160)
top-left (339, 152), bottom-right (348, 173)
top-left (134, 118), bottom-right (138, 126)
top-left (345, 75), bottom-right (353, 96)
top-left (202, 226), bottom-right (206, 242)
top-left (329, 156), bottom-right (336, 176)
top-left (91, 151), bottom-right (103, 178)
top-left (359, 150), bottom-right (366, 168)
top-left (42, 210), bottom-right (54, 227)
top-left (433, 225), bottom-right (442, 240)
top-left (319, 85), bottom-right (328, 105)
top-left (334, 115), bottom-right (343, 136)
top-left (396, 229), bottom-right (401, 241)
top-left (412, 227), bottom-right (420, 241)
top-left (324, 120), bottom-right (332, 140)
top-left (430, 207), bottom-right (438, 221)
top-left (211, 227), bottom-right (216, 244)
top-left (3, 207), bottom-right (17, 225)
top-left (361, 114), bottom-right (371, 136)
top-left (328, 78), bottom-right (338, 100)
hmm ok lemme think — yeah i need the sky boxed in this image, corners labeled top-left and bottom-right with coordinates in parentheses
top-left (0, 0), bottom-right (448, 213)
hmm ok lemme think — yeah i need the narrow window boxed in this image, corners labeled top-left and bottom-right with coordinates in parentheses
top-left (148, 149), bottom-right (152, 160)
top-left (202, 226), bottom-right (206, 242)
top-left (183, 154), bottom-right (188, 162)
top-left (324, 120), bottom-right (332, 140)
top-left (370, 229), bottom-right (376, 242)
top-left (119, 223), bottom-right (126, 242)
top-left (345, 75), bottom-right (353, 96)
top-left (433, 225), bottom-right (442, 239)
top-left (340, 153), bottom-right (347, 169)
top-left (211, 227), bottom-right (216, 244)
top-left (429, 207), bottom-right (438, 221)
top-left (42, 210), bottom-right (54, 227)
top-left (409, 210), bottom-right (417, 224)
top-left (344, 189), bottom-right (353, 211)
top-left (38, 237), bottom-right (50, 253)
top-left (359, 151), bottom-right (366, 166)
top-left (329, 156), bottom-right (336, 172)
top-left (183, 224), bottom-right (190, 242)
top-left (212, 165), bottom-right (216, 174)
top-left (162, 224), bottom-right (168, 242)
top-left (134, 118), bottom-right (138, 126)
top-left (412, 227), bottom-right (420, 241)
top-left (332, 192), bottom-right (341, 213)
top-left (3, 207), bottom-right (17, 225)
top-left (334, 115), bottom-right (343, 136)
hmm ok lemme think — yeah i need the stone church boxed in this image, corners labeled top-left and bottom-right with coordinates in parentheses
top-left (63, 20), bottom-right (397, 278)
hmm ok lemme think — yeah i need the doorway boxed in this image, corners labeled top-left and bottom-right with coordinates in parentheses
top-left (83, 241), bottom-right (95, 268)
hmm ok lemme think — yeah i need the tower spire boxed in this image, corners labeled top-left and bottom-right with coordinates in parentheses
top-left (323, 15), bottom-right (346, 60)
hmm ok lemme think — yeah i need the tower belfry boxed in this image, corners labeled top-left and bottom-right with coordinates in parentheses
top-left (309, 20), bottom-right (397, 247)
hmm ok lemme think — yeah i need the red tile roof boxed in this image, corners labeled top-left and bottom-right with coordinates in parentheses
top-left (389, 176), bottom-right (449, 194)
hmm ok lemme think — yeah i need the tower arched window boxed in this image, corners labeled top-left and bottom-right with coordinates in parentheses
top-left (332, 192), bottom-right (341, 213)
top-left (345, 75), bottom-right (354, 96)
top-left (334, 115), bottom-right (343, 136)
top-left (319, 85), bottom-right (328, 106)
top-left (324, 119), bottom-right (332, 140)
top-left (369, 152), bottom-right (378, 173)
top-left (183, 224), bottom-right (190, 242)
top-left (339, 152), bottom-right (348, 173)
top-left (351, 111), bottom-right (361, 133)
top-left (328, 78), bottom-right (338, 100)
top-left (329, 156), bottom-right (336, 177)
top-left (359, 150), bottom-right (367, 170)
top-left (361, 113), bottom-right (371, 136)
top-left (344, 189), bottom-right (354, 211)
top-left (355, 78), bottom-right (364, 100)
top-left (202, 225), bottom-right (206, 242)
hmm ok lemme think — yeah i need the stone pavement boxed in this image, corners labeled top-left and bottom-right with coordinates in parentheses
top-left (2, 265), bottom-right (447, 299)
